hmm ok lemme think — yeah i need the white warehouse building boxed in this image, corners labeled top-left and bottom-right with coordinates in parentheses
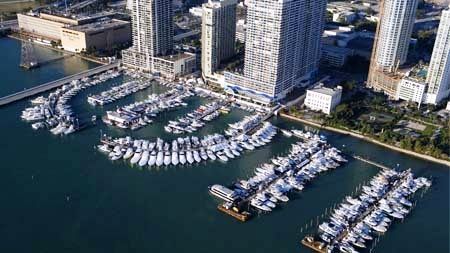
top-left (304, 85), bottom-right (343, 115)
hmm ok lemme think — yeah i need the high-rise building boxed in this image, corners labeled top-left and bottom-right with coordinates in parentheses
top-left (424, 6), bottom-right (450, 104)
top-left (224, 0), bottom-right (327, 104)
top-left (367, 0), bottom-right (418, 97)
top-left (122, 0), bottom-right (173, 71)
top-left (201, 0), bottom-right (237, 78)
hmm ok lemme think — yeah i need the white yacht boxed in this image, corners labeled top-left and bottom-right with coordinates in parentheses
top-left (156, 151), bottom-right (164, 166)
top-left (216, 152), bottom-right (229, 162)
top-left (207, 150), bottom-right (217, 160)
top-left (208, 184), bottom-right (238, 202)
top-left (171, 151), bottom-right (179, 166)
top-left (186, 150), bottom-right (194, 164)
top-left (138, 150), bottom-right (149, 167)
top-left (281, 129), bottom-right (293, 137)
top-left (148, 151), bottom-right (157, 166)
top-left (179, 151), bottom-right (186, 165)
top-left (130, 149), bottom-right (142, 164)
top-left (193, 150), bottom-right (202, 163)
top-left (200, 149), bottom-right (208, 160)
top-left (164, 151), bottom-right (171, 166)
top-left (123, 148), bottom-right (134, 160)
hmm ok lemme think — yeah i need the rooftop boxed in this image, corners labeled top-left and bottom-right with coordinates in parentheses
top-left (308, 85), bottom-right (343, 96)
top-left (405, 65), bottom-right (429, 82)
top-left (66, 18), bottom-right (129, 33)
top-left (156, 52), bottom-right (196, 62)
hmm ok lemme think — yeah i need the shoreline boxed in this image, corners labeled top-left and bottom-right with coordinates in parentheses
top-left (7, 34), bottom-right (107, 65)
top-left (279, 112), bottom-right (450, 167)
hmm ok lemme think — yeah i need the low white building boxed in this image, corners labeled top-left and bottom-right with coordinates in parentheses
top-left (304, 85), bottom-right (343, 115)
top-left (396, 78), bottom-right (426, 106)
top-left (153, 52), bottom-right (197, 80)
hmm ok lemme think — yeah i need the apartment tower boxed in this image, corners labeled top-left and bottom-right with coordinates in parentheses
top-left (225, 0), bottom-right (327, 103)
top-left (201, 0), bottom-right (237, 78)
top-left (424, 6), bottom-right (450, 104)
top-left (122, 0), bottom-right (173, 71)
top-left (367, 0), bottom-right (418, 97)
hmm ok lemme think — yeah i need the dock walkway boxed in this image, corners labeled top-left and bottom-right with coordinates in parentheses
top-left (0, 62), bottom-right (120, 107)
top-left (352, 155), bottom-right (391, 170)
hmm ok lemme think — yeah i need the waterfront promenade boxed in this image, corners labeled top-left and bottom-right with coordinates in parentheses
top-left (280, 112), bottom-right (450, 167)
top-left (0, 62), bottom-right (120, 107)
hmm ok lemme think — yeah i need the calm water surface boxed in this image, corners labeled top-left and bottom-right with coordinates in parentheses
top-left (0, 38), bottom-right (98, 97)
top-left (0, 37), bottom-right (448, 253)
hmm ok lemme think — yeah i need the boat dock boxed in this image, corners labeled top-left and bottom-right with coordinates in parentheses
top-left (352, 155), bottom-right (391, 170)
top-left (300, 168), bottom-right (431, 253)
top-left (301, 237), bottom-right (328, 253)
top-left (0, 61), bottom-right (120, 107)
top-left (217, 203), bottom-right (252, 222)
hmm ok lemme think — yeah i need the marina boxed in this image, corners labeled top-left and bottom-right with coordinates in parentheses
top-left (21, 69), bottom-right (122, 135)
top-left (0, 36), bottom-right (447, 253)
top-left (87, 78), bottom-right (152, 106)
top-left (97, 120), bottom-right (277, 167)
top-left (0, 62), bottom-right (118, 106)
top-left (164, 100), bottom-right (231, 134)
top-left (209, 130), bottom-right (348, 220)
top-left (301, 168), bottom-right (431, 253)
top-left (102, 86), bottom-right (195, 130)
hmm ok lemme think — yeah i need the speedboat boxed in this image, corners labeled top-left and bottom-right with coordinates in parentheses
top-left (281, 129), bottom-right (293, 137)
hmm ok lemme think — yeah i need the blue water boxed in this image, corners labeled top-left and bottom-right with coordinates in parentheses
top-left (0, 37), bottom-right (448, 253)
top-left (0, 38), bottom-right (98, 97)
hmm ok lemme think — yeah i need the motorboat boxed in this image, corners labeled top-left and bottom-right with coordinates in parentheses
top-left (138, 150), bottom-right (149, 167)
top-left (171, 151), bottom-right (179, 166)
top-left (186, 150), bottom-right (194, 164)
top-left (179, 151), bottom-right (186, 165)
top-left (156, 151), bottom-right (164, 166)
top-left (130, 149), bottom-right (142, 164)
top-left (148, 151), bottom-right (157, 166)
top-left (123, 147), bottom-right (134, 160)
top-left (164, 151), bottom-right (171, 166)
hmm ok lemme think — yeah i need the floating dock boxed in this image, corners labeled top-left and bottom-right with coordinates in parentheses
top-left (301, 237), bottom-right (327, 253)
top-left (217, 203), bottom-right (252, 222)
